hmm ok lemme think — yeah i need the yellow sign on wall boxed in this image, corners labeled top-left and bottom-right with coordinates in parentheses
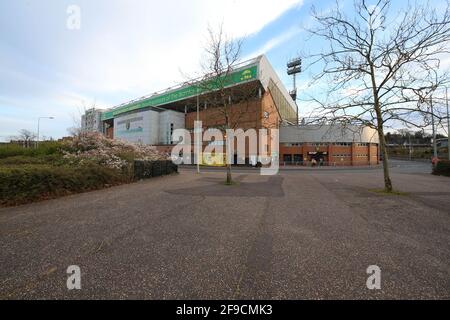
top-left (199, 153), bottom-right (226, 166)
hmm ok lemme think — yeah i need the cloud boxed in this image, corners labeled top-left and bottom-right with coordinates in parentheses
top-left (0, 115), bottom-right (37, 141)
top-left (62, 0), bottom-right (304, 97)
top-left (243, 26), bottom-right (303, 61)
top-left (439, 53), bottom-right (450, 70)
top-left (200, 0), bottom-right (302, 38)
top-left (0, 0), bottom-right (304, 140)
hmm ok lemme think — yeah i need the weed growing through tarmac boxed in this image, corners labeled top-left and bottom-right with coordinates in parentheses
top-left (369, 189), bottom-right (409, 196)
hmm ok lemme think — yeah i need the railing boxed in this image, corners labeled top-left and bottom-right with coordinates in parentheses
top-left (389, 155), bottom-right (432, 163)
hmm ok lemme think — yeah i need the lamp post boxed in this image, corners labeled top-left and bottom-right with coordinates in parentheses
top-left (196, 87), bottom-right (200, 173)
top-left (408, 131), bottom-right (412, 161)
top-left (430, 95), bottom-right (437, 160)
top-left (36, 116), bottom-right (54, 148)
top-left (446, 87), bottom-right (450, 161)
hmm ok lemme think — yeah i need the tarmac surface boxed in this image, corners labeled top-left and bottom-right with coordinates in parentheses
top-left (0, 160), bottom-right (449, 299)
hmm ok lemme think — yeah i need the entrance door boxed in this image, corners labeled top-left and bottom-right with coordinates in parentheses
top-left (293, 154), bottom-right (302, 164)
top-left (283, 154), bottom-right (292, 164)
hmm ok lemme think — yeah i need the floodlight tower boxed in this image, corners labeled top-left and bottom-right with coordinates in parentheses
top-left (287, 57), bottom-right (302, 125)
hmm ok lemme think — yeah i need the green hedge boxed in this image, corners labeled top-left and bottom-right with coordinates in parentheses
top-left (0, 164), bottom-right (129, 206)
top-left (0, 141), bottom-right (63, 159)
top-left (0, 154), bottom-right (65, 166)
top-left (432, 160), bottom-right (450, 177)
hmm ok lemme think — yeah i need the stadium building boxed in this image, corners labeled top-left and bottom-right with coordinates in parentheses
top-left (82, 55), bottom-right (379, 166)
top-left (280, 124), bottom-right (379, 166)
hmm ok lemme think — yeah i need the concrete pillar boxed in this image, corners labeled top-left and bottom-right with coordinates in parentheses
top-left (328, 144), bottom-right (333, 166)
top-left (351, 142), bottom-right (356, 166)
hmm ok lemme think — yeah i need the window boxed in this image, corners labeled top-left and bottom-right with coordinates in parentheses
top-left (293, 154), bottom-right (302, 162)
top-left (332, 142), bottom-right (351, 146)
top-left (284, 142), bottom-right (303, 146)
top-left (283, 154), bottom-right (292, 163)
top-left (333, 154), bottom-right (350, 157)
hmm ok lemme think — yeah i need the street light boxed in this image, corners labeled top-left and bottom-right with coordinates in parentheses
top-left (196, 86), bottom-right (200, 173)
top-left (446, 87), bottom-right (450, 161)
top-left (430, 95), bottom-right (438, 160)
top-left (286, 57), bottom-right (302, 125)
top-left (36, 116), bottom-right (55, 148)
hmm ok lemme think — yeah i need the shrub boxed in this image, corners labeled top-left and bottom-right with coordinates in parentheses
top-left (432, 159), bottom-right (450, 177)
top-left (61, 132), bottom-right (168, 169)
top-left (0, 144), bottom-right (26, 158)
top-left (0, 141), bottom-right (63, 158)
top-left (0, 154), bottom-right (65, 166)
top-left (0, 164), bottom-right (129, 206)
top-left (0, 135), bottom-right (175, 206)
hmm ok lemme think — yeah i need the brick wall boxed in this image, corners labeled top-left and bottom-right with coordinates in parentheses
top-left (279, 143), bottom-right (379, 166)
top-left (185, 98), bottom-right (262, 130)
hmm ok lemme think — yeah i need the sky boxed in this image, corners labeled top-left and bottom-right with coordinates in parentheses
top-left (0, 0), bottom-right (448, 141)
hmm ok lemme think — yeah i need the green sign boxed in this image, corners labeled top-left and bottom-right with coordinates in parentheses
top-left (101, 110), bottom-right (114, 120)
top-left (101, 64), bottom-right (258, 121)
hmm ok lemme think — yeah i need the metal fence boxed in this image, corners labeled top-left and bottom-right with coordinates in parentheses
top-left (133, 160), bottom-right (178, 179)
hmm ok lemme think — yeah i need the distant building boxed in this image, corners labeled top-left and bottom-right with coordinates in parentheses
top-left (10, 140), bottom-right (35, 148)
top-left (81, 108), bottom-right (103, 133)
top-left (436, 138), bottom-right (448, 149)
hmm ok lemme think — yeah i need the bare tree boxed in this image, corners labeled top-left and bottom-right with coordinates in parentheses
top-left (305, 0), bottom-right (450, 192)
top-left (67, 102), bottom-right (96, 138)
top-left (16, 129), bottom-right (36, 148)
top-left (191, 25), bottom-right (262, 184)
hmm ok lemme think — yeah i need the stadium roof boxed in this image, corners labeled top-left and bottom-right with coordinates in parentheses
top-left (101, 55), bottom-right (297, 121)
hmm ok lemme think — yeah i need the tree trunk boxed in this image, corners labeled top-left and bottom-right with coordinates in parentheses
top-left (225, 111), bottom-right (233, 185)
top-left (369, 62), bottom-right (393, 192)
top-left (374, 102), bottom-right (393, 192)
top-left (377, 124), bottom-right (393, 192)
top-left (225, 129), bottom-right (233, 184)
top-left (226, 163), bottom-right (232, 184)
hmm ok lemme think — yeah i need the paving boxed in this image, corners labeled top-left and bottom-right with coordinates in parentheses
top-left (0, 160), bottom-right (449, 299)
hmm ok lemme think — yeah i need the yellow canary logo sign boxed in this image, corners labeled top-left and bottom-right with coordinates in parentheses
top-left (240, 69), bottom-right (253, 81)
